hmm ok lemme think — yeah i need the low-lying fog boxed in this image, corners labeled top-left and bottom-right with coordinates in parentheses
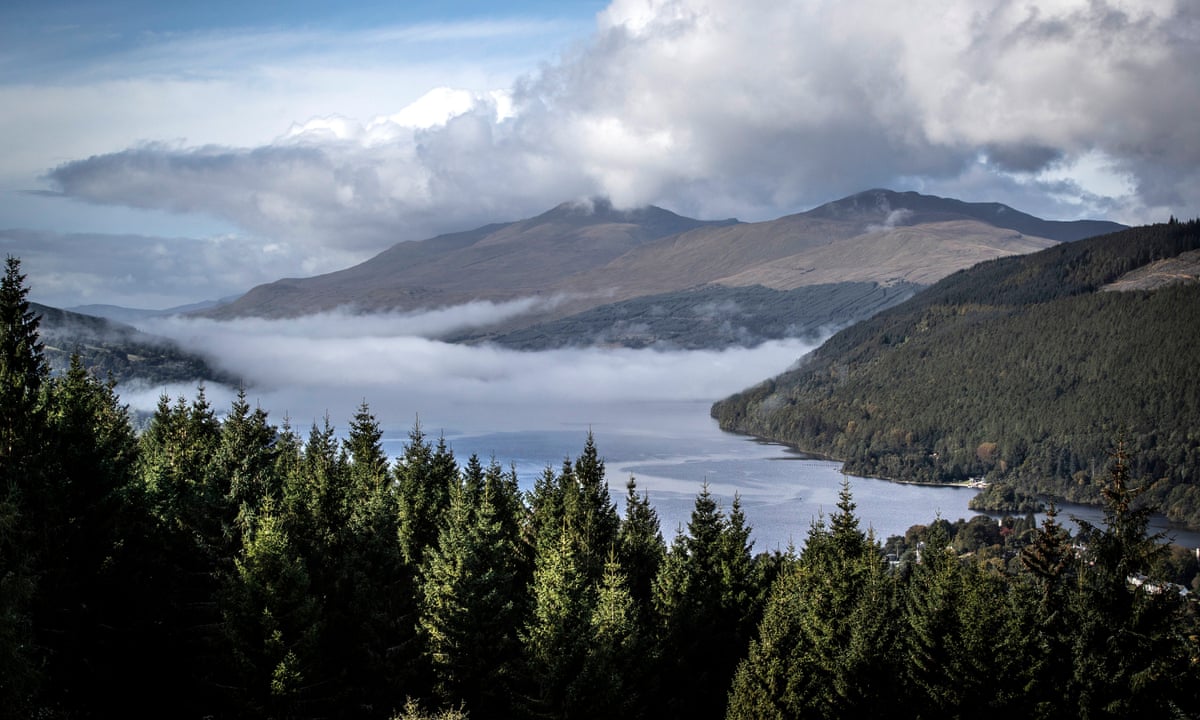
top-left (130, 307), bottom-right (816, 436)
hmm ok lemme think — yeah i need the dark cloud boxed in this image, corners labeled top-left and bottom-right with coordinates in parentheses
top-left (983, 143), bottom-right (1064, 173)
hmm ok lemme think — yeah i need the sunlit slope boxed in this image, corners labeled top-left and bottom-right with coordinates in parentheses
top-left (712, 220), bottom-right (1200, 526)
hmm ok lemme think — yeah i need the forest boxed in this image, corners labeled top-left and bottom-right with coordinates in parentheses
top-left (713, 220), bottom-right (1200, 527)
top-left (3, 255), bottom-right (1199, 719)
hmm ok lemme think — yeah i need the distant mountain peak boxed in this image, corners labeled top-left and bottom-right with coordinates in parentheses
top-left (806, 188), bottom-right (1125, 242)
top-left (537, 196), bottom-right (681, 224)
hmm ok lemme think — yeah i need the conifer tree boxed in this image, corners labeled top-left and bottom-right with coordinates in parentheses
top-left (655, 484), bottom-right (757, 720)
top-left (336, 402), bottom-right (423, 711)
top-left (901, 519), bottom-right (960, 715)
top-left (0, 256), bottom-right (46, 461)
top-left (902, 518), bottom-right (1030, 716)
top-left (132, 389), bottom-right (229, 712)
top-left (33, 356), bottom-right (144, 714)
top-left (569, 432), bottom-right (620, 582)
top-left (1067, 443), bottom-right (1197, 717)
top-left (617, 477), bottom-right (665, 617)
top-left (522, 531), bottom-right (595, 718)
top-left (0, 256), bottom-right (47, 712)
top-left (1016, 502), bottom-right (1077, 715)
top-left (216, 389), bottom-right (279, 546)
top-left (397, 421), bottom-right (454, 566)
top-left (346, 400), bottom-right (388, 491)
top-left (728, 482), bottom-right (898, 720)
top-left (420, 465), bottom-right (524, 719)
top-left (577, 554), bottom-right (643, 719)
top-left (221, 504), bottom-right (322, 718)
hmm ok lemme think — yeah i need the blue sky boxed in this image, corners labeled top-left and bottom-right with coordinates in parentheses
top-left (2, 0), bottom-right (1198, 309)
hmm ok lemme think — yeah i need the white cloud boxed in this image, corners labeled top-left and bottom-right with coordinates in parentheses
top-left (129, 310), bottom-right (816, 433)
top-left (45, 0), bottom-right (1199, 252)
top-left (144, 297), bottom-right (566, 340)
top-left (12, 0), bottom-right (1199, 310)
top-left (2, 228), bottom-right (306, 309)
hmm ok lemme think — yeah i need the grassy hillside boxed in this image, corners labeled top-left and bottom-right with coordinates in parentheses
top-left (712, 220), bottom-right (1200, 526)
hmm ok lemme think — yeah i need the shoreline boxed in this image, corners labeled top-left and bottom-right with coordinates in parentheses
top-left (725, 425), bottom-right (1200, 545)
top-left (738, 428), bottom-right (985, 489)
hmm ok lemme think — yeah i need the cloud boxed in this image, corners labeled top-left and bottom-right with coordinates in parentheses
top-left (145, 298), bottom-right (565, 340)
top-left (131, 310), bottom-right (817, 433)
top-left (42, 0), bottom-right (1199, 260)
top-left (0, 227), bottom-right (313, 309)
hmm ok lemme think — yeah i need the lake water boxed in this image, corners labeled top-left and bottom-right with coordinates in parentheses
top-left (378, 399), bottom-right (1200, 552)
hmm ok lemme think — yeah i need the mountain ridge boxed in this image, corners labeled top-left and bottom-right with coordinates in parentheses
top-left (201, 189), bottom-right (1124, 348)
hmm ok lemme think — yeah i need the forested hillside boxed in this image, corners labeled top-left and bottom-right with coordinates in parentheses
top-left (459, 281), bottom-right (919, 349)
top-left (34, 302), bottom-right (235, 386)
top-left (2, 256), bottom-right (1199, 718)
top-left (713, 220), bottom-right (1200, 525)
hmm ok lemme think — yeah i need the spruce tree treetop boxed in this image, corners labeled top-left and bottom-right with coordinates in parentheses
top-left (1, 256), bottom-right (47, 458)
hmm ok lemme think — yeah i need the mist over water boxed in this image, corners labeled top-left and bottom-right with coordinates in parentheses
top-left (116, 311), bottom-right (1200, 551)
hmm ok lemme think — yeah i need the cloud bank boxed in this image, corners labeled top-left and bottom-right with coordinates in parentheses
top-left (132, 310), bottom-right (815, 434)
top-left (45, 0), bottom-right (1199, 261)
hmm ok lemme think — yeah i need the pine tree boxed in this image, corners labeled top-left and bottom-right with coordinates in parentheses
top-left (0, 256), bottom-right (47, 712)
top-left (522, 531), bottom-right (595, 718)
top-left (221, 504), bottom-right (322, 718)
top-left (217, 389), bottom-right (279, 546)
top-left (134, 390), bottom-right (228, 714)
top-left (397, 421), bottom-right (454, 566)
top-left (901, 519), bottom-right (961, 716)
top-left (617, 477), bottom-right (665, 619)
top-left (569, 432), bottom-right (620, 582)
top-left (420, 465), bottom-right (524, 719)
top-left (728, 482), bottom-right (899, 719)
top-left (577, 555), bottom-right (642, 719)
top-left (655, 484), bottom-right (758, 720)
top-left (0, 256), bottom-right (46, 460)
top-left (33, 355), bottom-right (144, 715)
top-left (1011, 502), bottom-right (1077, 716)
top-left (338, 404), bottom-right (420, 711)
top-left (1067, 443), bottom-right (1198, 717)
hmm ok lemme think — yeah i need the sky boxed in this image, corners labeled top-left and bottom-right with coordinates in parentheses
top-left (2, 0), bottom-right (1199, 310)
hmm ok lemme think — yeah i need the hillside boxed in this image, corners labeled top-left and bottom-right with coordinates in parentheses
top-left (204, 189), bottom-right (1122, 348)
top-left (206, 198), bottom-right (737, 319)
top-left (35, 303), bottom-right (237, 387)
top-left (712, 220), bottom-right (1200, 527)
top-left (463, 282), bottom-right (920, 349)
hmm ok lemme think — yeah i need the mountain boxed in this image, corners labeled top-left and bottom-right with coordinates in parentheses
top-left (206, 190), bottom-right (1125, 348)
top-left (711, 219), bottom-right (1200, 527)
top-left (35, 303), bottom-right (237, 387)
top-left (69, 295), bottom-right (242, 324)
top-left (206, 198), bottom-right (737, 320)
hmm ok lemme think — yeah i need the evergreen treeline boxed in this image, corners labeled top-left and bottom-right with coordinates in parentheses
top-left (4, 255), bottom-right (1200, 718)
top-left (712, 220), bottom-right (1200, 526)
